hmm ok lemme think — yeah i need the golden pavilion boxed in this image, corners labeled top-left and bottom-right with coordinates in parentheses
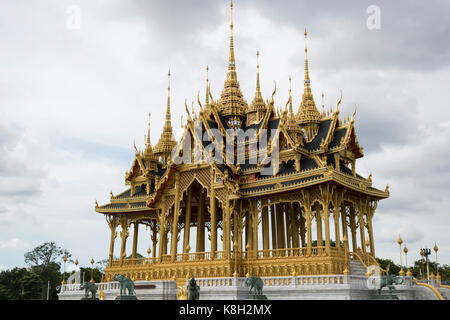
top-left (95, 1), bottom-right (389, 284)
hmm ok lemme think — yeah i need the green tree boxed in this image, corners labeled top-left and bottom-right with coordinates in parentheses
top-left (0, 268), bottom-right (42, 300)
top-left (19, 272), bottom-right (43, 300)
top-left (24, 242), bottom-right (72, 300)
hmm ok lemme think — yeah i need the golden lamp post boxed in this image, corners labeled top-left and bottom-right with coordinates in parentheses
top-left (404, 246), bottom-right (412, 276)
top-left (434, 243), bottom-right (439, 280)
top-left (61, 256), bottom-right (68, 285)
top-left (420, 249), bottom-right (425, 280)
top-left (90, 258), bottom-right (95, 283)
top-left (74, 259), bottom-right (79, 284)
top-left (397, 235), bottom-right (404, 276)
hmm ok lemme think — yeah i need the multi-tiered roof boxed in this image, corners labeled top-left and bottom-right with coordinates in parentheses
top-left (96, 1), bottom-right (388, 214)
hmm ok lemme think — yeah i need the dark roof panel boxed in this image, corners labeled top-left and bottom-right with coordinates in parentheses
top-left (304, 119), bottom-right (332, 151)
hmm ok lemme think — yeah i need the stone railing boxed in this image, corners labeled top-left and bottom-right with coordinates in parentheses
top-left (189, 275), bottom-right (348, 289)
top-left (60, 281), bottom-right (121, 293)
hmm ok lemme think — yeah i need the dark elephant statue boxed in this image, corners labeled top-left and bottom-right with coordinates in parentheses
top-left (113, 274), bottom-right (135, 296)
top-left (80, 281), bottom-right (98, 299)
top-left (245, 276), bottom-right (264, 295)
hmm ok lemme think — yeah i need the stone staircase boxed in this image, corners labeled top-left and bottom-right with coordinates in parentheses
top-left (436, 286), bottom-right (450, 300)
top-left (349, 259), bottom-right (366, 276)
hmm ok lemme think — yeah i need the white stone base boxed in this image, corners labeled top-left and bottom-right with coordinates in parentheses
top-left (58, 275), bottom-right (432, 300)
top-left (58, 280), bottom-right (177, 300)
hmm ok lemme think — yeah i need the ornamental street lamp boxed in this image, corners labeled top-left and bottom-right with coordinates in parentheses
top-left (404, 246), bottom-right (412, 276)
top-left (61, 256), bottom-right (68, 285)
top-left (420, 249), bottom-right (425, 280)
top-left (434, 243), bottom-right (439, 281)
top-left (421, 248), bottom-right (431, 281)
top-left (397, 235), bottom-right (404, 276)
top-left (90, 258), bottom-right (95, 283)
top-left (75, 259), bottom-right (79, 284)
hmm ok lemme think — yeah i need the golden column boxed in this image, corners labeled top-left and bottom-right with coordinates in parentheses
top-left (292, 204), bottom-right (300, 248)
top-left (170, 171), bottom-right (181, 261)
top-left (358, 211), bottom-right (367, 255)
top-left (305, 208), bottom-right (313, 255)
top-left (261, 200), bottom-right (270, 254)
top-left (106, 215), bottom-right (117, 268)
top-left (132, 221), bottom-right (139, 259)
top-left (223, 196), bottom-right (231, 259)
top-left (367, 201), bottom-right (377, 257)
top-left (343, 234), bottom-right (350, 275)
top-left (323, 202), bottom-right (331, 255)
top-left (397, 235), bottom-right (404, 276)
top-left (276, 203), bottom-right (285, 251)
top-left (119, 216), bottom-right (129, 266)
top-left (270, 204), bottom-right (277, 250)
top-left (157, 207), bottom-right (167, 262)
top-left (151, 222), bottom-right (157, 259)
top-left (434, 243), bottom-right (439, 280)
top-left (196, 190), bottom-right (205, 254)
top-left (349, 204), bottom-right (358, 252)
top-left (233, 239), bottom-right (239, 277)
top-left (315, 203), bottom-right (323, 247)
top-left (183, 187), bottom-right (192, 254)
top-left (252, 200), bottom-right (259, 258)
top-left (299, 210), bottom-right (306, 248)
top-left (210, 168), bottom-right (217, 259)
top-left (333, 208), bottom-right (341, 255)
top-left (341, 203), bottom-right (349, 254)
top-left (404, 245), bottom-right (412, 276)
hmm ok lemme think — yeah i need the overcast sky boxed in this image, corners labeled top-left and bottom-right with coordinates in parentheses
top-left (1, 0), bottom-right (450, 271)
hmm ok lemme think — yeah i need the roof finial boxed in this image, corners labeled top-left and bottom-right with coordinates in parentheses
top-left (205, 65), bottom-right (210, 104)
top-left (256, 50), bottom-right (260, 92)
top-left (146, 112), bottom-right (151, 147)
top-left (304, 29), bottom-right (310, 85)
top-left (166, 70), bottom-right (171, 120)
top-left (227, 0), bottom-right (236, 78)
top-left (321, 92), bottom-right (325, 115)
top-left (288, 75), bottom-right (293, 115)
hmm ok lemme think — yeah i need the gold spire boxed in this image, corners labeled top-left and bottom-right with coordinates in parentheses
top-left (155, 71), bottom-right (177, 162)
top-left (297, 29), bottom-right (321, 126)
top-left (144, 112), bottom-right (154, 157)
top-left (219, 0), bottom-right (248, 127)
top-left (229, 1), bottom-right (235, 68)
top-left (247, 50), bottom-right (266, 123)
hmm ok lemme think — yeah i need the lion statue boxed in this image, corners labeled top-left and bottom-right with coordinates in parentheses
top-left (80, 281), bottom-right (98, 299)
top-left (113, 274), bottom-right (135, 296)
top-left (187, 276), bottom-right (200, 300)
top-left (245, 275), bottom-right (264, 295)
